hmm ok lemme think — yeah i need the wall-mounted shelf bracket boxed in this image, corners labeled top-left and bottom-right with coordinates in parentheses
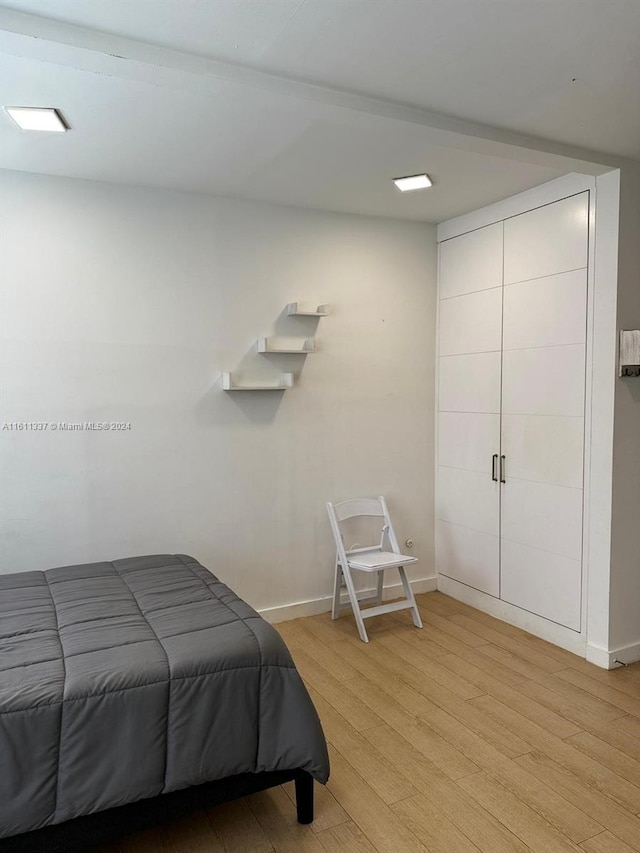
top-left (286, 302), bottom-right (330, 317)
top-left (222, 372), bottom-right (294, 391)
top-left (257, 337), bottom-right (315, 353)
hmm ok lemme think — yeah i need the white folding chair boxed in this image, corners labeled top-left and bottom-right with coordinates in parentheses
top-left (326, 496), bottom-right (423, 643)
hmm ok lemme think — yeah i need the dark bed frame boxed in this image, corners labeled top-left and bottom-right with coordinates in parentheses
top-left (0, 769), bottom-right (314, 853)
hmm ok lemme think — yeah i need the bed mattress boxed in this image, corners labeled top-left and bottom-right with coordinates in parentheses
top-left (0, 554), bottom-right (329, 838)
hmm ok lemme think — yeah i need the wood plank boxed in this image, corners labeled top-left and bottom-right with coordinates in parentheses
top-left (308, 688), bottom-right (418, 805)
top-left (418, 708), bottom-right (601, 843)
top-left (415, 608), bottom-right (489, 648)
top-left (575, 719), bottom-right (640, 762)
top-left (303, 612), bottom-right (360, 645)
top-left (555, 668), bottom-right (640, 719)
top-left (457, 771), bottom-right (584, 853)
top-left (438, 600), bottom-right (581, 667)
top-left (385, 611), bottom-right (455, 657)
top-left (517, 752), bottom-right (640, 853)
top-left (315, 821), bottom-right (379, 853)
top-left (419, 687), bottom-right (534, 759)
top-left (534, 672), bottom-right (629, 722)
top-left (393, 717), bottom-right (481, 781)
top-left (248, 787), bottom-right (325, 853)
top-left (292, 649), bottom-right (383, 732)
top-left (325, 745), bottom-right (429, 853)
top-left (567, 731), bottom-right (640, 787)
top-left (553, 658), bottom-right (640, 700)
top-left (363, 719), bottom-right (462, 787)
top-left (429, 593), bottom-right (527, 627)
top-left (284, 621), bottom-right (362, 682)
top-left (282, 781), bottom-right (350, 835)
top-left (470, 694), bottom-right (640, 814)
top-left (392, 793), bottom-right (484, 853)
top-left (613, 715), bottom-right (640, 741)
top-left (479, 642), bottom-right (560, 682)
top-left (208, 798), bottom-right (271, 853)
top-left (414, 593), bottom-right (468, 618)
top-left (342, 636), bottom-right (481, 713)
top-left (392, 618), bottom-right (478, 659)
top-left (436, 651), bottom-right (582, 738)
top-left (364, 722), bottom-right (530, 853)
top-left (412, 778), bottom-right (532, 853)
top-left (333, 639), bottom-right (440, 716)
top-left (377, 633), bottom-right (485, 699)
top-left (120, 811), bottom-right (226, 853)
top-left (580, 831), bottom-right (640, 853)
top-left (512, 672), bottom-right (625, 730)
top-left (446, 614), bottom-right (568, 672)
top-left (274, 618), bottom-right (311, 650)
top-left (451, 643), bottom-right (533, 686)
top-left (344, 675), bottom-right (418, 730)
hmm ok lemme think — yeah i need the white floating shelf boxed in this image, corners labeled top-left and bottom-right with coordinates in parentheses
top-left (257, 337), bottom-right (315, 354)
top-left (286, 302), bottom-right (330, 317)
top-left (222, 372), bottom-right (294, 391)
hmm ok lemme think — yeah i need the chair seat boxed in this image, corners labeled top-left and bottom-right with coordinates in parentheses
top-left (346, 550), bottom-right (418, 571)
top-left (327, 496), bottom-right (423, 643)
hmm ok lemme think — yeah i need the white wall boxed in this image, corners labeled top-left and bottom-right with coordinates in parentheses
top-left (0, 170), bottom-right (437, 616)
top-left (609, 163), bottom-right (640, 658)
top-left (585, 170), bottom-right (619, 664)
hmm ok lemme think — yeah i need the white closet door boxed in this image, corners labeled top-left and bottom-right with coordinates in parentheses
top-left (500, 193), bottom-right (588, 630)
top-left (437, 223), bottom-right (502, 596)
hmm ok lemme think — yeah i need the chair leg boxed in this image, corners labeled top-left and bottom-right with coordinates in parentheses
top-left (398, 566), bottom-right (423, 629)
top-left (331, 559), bottom-right (342, 620)
top-left (375, 570), bottom-right (384, 605)
top-left (342, 566), bottom-right (369, 643)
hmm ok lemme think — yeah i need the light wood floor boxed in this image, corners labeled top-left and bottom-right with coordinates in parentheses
top-left (99, 592), bottom-right (640, 853)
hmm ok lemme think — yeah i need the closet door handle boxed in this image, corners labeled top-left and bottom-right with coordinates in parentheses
top-left (500, 455), bottom-right (506, 484)
top-left (491, 454), bottom-right (498, 482)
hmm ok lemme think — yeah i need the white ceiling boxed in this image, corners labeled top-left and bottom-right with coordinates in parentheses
top-left (1, 0), bottom-right (638, 222)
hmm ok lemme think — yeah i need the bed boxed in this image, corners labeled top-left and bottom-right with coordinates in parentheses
top-left (0, 554), bottom-right (329, 850)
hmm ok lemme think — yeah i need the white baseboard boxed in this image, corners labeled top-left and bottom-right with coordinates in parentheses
top-left (586, 639), bottom-right (640, 669)
top-left (259, 576), bottom-right (438, 624)
top-left (437, 575), bottom-right (587, 658)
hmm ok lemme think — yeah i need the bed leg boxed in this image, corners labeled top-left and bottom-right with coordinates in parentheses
top-left (294, 772), bottom-right (314, 824)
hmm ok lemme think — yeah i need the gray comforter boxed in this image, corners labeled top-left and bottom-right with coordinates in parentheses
top-left (0, 554), bottom-right (329, 838)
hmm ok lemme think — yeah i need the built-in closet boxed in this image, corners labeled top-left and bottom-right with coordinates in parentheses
top-left (436, 187), bottom-right (590, 633)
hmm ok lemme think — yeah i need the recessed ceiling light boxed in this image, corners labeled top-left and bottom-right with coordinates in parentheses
top-left (5, 107), bottom-right (69, 132)
top-left (393, 173), bottom-right (432, 192)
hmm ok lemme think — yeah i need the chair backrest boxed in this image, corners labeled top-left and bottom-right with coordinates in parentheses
top-left (326, 496), bottom-right (402, 561)
top-left (332, 497), bottom-right (385, 522)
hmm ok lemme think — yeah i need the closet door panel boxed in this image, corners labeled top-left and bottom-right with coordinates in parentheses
top-left (501, 191), bottom-right (588, 631)
top-left (501, 540), bottom-right (582, 631)
top-left (439, 288), bottom-right (503, 356)
top-left (503, 193), bottom-right (589, 285)
top-left (439, 352), bottom-right (501, 414)
top-left (439, 222), bottom-right (503, 299)
top-left (503, 269), bottom-right (587, 351)
top-left (437, 223), bottom-right (502, 598)
top-left (502, 414), bottom-right (584, 489)
top-left (501, 479), bottom-right (583, 560)
top-left (436, 520), bottom-right (500, 597)
top-left (437, 467), bottom-right (499, 536)
top-left (439, 413), bottom-right (500, 473)
top-left (502, 345), bottom-right (585, 418)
